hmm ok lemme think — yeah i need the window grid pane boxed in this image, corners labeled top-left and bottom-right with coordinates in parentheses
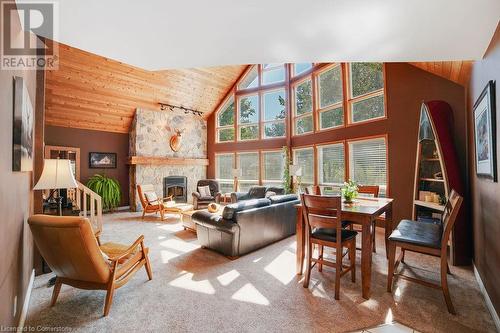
top-left (263, 64), bottom-right (285, 85)
top-left (350, 63), bottom-right (383, 98)
top-left (294, 63), bottom-right (312, 76)
top-left (295, 115), bottom-right (313, 134)
top-left (349, 138), bottom-right (387, 196)
top-left (238, 66), bottom-right (259, 90)
top-left (239, 94), bottom-right (259, 124)
top-left (320, 107), bottom-right (344, 130)
top-left (294, 79), bottom-right (312, 116)
top-left (318, 143), bottom-right (345, 185)
top-left (262, 151), bottom-right (284, 182)
top-left (351, 94), bottom-right (384, 123)
top-left (293, 148), bottom-right (314, 184)
top-left (216, 154), bottom-right (234, 181)
top-left (237, 152), bottom-right (259, 182)
top-left (217, 128), bottom-right (235, 142)
top-left (318, 65), bottom-right (343, 109)
top-left (217, 97), bottom-right (235, 127)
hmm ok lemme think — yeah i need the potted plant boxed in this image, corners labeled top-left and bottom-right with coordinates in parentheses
top-left (86, 174), bottom-right (121, 211)
top-left (341, 180), bottom-right (358, 203)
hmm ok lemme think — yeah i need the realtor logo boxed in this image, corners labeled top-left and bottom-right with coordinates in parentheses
top-left (1, 1), bottom-right (59, 70)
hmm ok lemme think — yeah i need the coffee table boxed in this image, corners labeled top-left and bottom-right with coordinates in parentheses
top-left (182, 207), bottom-right (223, 232)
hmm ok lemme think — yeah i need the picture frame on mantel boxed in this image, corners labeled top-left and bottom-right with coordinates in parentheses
top-left (473, 80), bottom-right (497, 182)
top-left (89, 152), bottom-right (117, 169)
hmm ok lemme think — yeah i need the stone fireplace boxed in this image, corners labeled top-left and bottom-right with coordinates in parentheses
top-left (164, 176), bottom-right (187, 203)
top-left (129, 108), bottom-right (207, 211)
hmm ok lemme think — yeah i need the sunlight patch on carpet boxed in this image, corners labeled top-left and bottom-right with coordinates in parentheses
top-left (231, 283), bottom-right (269, 305)
top-left (264, 250), bottom-right (296, 285)
top-left (217, 270), bottom-right (240, 286)
top-left (169, 272), bottom-right (215, 294)
top-left (160, 238), bottom-right (200, 253)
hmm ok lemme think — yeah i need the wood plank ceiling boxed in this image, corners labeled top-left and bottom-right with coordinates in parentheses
top-left (45, 42), bottom-right (247, 133)
top-left (410, 61), bottom-right (473, 87)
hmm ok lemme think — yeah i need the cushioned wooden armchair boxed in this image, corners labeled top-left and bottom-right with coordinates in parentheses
top-left (137, 184), bottom-right (173, 220)
top-left (28, 215), bottom-right (153, 316)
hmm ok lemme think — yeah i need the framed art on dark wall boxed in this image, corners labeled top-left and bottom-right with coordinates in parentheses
top-left (89, 152), bottom-right (117, 169)
top-left (12, 76), bottom-right (34, 172)
top-left (473, 80), bottom-right (497, 182)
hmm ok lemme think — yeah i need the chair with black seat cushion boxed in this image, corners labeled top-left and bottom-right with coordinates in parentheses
top-left (301, 193), bottom-right (357, 300)
top-left (192, 180), bottom-right (221, 209)
top-left (342, 185), bottom-right (380, 253)
top-left (386, 189), bottom-right (463, 314)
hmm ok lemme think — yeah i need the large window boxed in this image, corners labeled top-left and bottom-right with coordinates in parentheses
top-left (237, 152), bottom-right (260, 191)
top-left (293, 78), bottom-right (313, 135)
top-left (348, 137), bottom-right (387, 196)
top-left (262, 150), bottom-right (284, 186)
top-left (216, 97), bottom-right (235, 142)
top-left (263, 89), bottom-right (286, 138)
top-left (293, 147), bottom-right (314, 185)
top-left (318, 143), bottom-right (345, 185)
top-left (348, 63), bottom-right (385, 123)
top-left (215, 153), bottom-right (235, 193)
top-left (238, 94), bottom-right (259, 140)
top-left (317, 65), bottom-right (344, 130)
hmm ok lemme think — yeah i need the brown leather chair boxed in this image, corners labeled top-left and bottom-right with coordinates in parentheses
top-left (28, 215), bottom-right (153, 316)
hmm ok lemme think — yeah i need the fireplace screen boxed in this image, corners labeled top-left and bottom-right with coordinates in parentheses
top-left (163, 176), bottom-right (187, 203)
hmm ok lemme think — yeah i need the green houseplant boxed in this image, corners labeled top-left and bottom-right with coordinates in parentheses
top-left (282, 146), bottom-right (292, 194)
top-left (86, 174), bottom-right (121, 211)
top-left (341, 180), bottom-right (358, 203)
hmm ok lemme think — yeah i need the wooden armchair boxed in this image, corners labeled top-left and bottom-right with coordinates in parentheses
top-left (137, 184), bottom-right (173, 220)
top-left (28, 215), bottom-right (153, 316)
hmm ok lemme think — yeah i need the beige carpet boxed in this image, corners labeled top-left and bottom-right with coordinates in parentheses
top-left (26, 212), bottom-right (496, 333)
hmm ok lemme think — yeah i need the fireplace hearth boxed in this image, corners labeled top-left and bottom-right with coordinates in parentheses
top-left (163, 176), bottom-right (187, 203)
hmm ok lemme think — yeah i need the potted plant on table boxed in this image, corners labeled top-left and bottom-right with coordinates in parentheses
top-left (341, 180), bottom-right (358, 204)
top-left (86, 174), bottom-right (121, 211)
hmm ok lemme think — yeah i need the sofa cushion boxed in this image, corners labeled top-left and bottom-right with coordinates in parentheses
top-left (248, 186), bottom-right (267, 199)
top-left (266, 186), bottom-right (285, 195)
top-left (222, 198), bottom-right (271, 220)
top-left (198, 185), bottom-right (211, 197)
top-left (198, 196), bottom-right (215, 201)
top-left (268, 194), bottom-right (299, 204)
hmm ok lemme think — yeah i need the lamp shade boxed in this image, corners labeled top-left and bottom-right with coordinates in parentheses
top-left (232, 168), bottom-right (242, 177)
top-left (34, 159), bottom-right (78, 190)
top-left (289, 164), bottom-right (302, 177)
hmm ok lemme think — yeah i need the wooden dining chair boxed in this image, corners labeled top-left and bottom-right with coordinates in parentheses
top-left (304, 185), bottom-right (321, 195)
top-left (386, 189), bottom-right (463, 314)
top-left (342, 185), bottom-right (380, 252)
top-left (300, 194), bottom-right (357, 300)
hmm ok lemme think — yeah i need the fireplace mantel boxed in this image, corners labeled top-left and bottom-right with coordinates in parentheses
top-left (128, 156), bottom-right (209, 166)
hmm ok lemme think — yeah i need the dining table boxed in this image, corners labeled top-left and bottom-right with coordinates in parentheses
top-left (295, 197), bottom-right (394, 299)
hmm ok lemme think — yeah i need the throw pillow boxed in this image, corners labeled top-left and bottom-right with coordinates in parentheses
top-left (265, 191), bottom-right (276, 198)
top-left (144, 191), bottom-right (159, 204)
top-left (198, 185), bottom-right (211, 197)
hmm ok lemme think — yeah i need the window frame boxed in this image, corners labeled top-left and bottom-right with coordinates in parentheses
top-left (317, 140), bottom-right (347, 186)
top-left (237, 92), bottom-right (260, 141)
top-left (261, 87), bottom-right (287, 139)
top-left (215, 95), bottom-right (236, 143)
top-left (346, 63), bottom-right (386, 125)
top-left (292, 145), bottom-right (316, 185)
top-left (292, 76), bottom-right (314, 136)
top-left (215, 152), bottom-right (236, 193)
top-left (315, 63), bottom-right (346, 132)
top-left (346, 135), bottom-right (389, 196)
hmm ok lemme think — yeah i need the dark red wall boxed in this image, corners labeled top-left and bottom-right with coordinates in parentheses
top-left (208, 63), bottom-right (467, 229)
top-left (45, 126), bottom-right (130, 206)
top-left (468, 24), bottom-right (500, 317)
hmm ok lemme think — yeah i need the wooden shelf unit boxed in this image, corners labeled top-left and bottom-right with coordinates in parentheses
top-left (412, 101), bottom-right (468, 265)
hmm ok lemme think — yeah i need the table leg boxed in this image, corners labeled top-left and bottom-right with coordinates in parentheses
top-left (296, 207), bottom-right (304, 275)
top-left (384, 202), bottom-right (393, 259)
top-left (361, 216), bottom-right (373, 299)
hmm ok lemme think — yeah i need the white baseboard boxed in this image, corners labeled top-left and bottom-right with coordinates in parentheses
top-left (474, 264), bottom-right (500, 332)
top-left (17, 269), bottom-right (35, 330)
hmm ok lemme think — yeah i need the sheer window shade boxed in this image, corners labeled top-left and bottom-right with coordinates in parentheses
top-left (349, 138), bottom-right (387, 196)
top-left (318, 143), bottom-right (345, 185)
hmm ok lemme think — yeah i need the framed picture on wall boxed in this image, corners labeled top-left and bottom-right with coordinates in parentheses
top-left (473, 80), bottom-right (497, 182)
top-left (12, 76), bottom-right (34, 172)
top-left (89, 152), bottom-right (117, 169)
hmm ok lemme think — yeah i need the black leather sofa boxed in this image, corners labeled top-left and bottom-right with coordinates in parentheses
top-left (193, 194), bottom-right (299, 257)
top-left (231, 185), bottom-right (285, 203)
